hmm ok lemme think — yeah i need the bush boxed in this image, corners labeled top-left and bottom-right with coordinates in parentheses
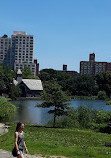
top-left (0, 97), bottom-right (16, 122)
top-left (59, 107), bottom-right (79, 128)
top-left (97, 91), bottom-right (107, 100)
top-left (47, 106), bottom-right (97, 129)
top-left (106, 100), bottom-right (111, 105)
top-left (76, 106), bottom-right (97, 128)
top-left (46, 106), bottom-right (111, 133)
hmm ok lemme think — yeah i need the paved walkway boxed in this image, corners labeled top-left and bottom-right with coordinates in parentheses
top-left (0, 149), bottom-right (44, 158)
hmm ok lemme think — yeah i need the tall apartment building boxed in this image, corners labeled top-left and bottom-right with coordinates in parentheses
top-left (0, 36), bottom-right (11, 67)
top-left (80, 53), bottom-right (110, 76)
top-left (0, 31), bottom-right (39, 76)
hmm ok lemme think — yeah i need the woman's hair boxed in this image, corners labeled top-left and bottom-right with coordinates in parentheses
top-left (15, 122), bottom-right (23, 132)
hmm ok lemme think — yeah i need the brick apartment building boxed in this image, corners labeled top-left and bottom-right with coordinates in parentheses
top-left (62, 64), bottom-right (79, 78)
top-left (80, 53), bottom-right (111, 76)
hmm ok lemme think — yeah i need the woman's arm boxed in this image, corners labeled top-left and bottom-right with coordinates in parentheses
top-left (15, 132), bottom-right (20, 155)
top-left (24, 141), bottom-right (29, 154)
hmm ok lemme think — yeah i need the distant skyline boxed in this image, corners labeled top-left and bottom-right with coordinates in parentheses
top-left (0, 0), bottom-right (111, 72)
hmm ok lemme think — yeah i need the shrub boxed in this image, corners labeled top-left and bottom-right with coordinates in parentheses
top-left (106, 100), bottom-right (111, 105)
top-left (47, 106), bottom-right (97, 129)
top-left (76, 106), bottom-right (97, 128)
top-left (97, 91), bottom-right (107, 100)
top-left (59, 107), bottom-right (79, 128)
top-left (0, 97), bottom-right (16, 122)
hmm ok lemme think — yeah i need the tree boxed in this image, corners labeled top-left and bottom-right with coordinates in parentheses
top-left (95, 72), bottom-right (111, 97)
top-left (8, 84), bottom-right (21, 100)
top-left (22, 66), bottom-right (32, 78)
top-left (39, 69), bottom-right (75, 95)
top-left (0, 97), bottom-right (16, 121)
top-left (97, 91), bottom-right (107, 100)
top-left (22, 66), bottom-right (39, 79)
top-left (1, 34), bottom-right (8, 38)
top-left (74, 75), bottom-right (96, 96)
top-left (37, 82), bottom-right (71, 127)
top-left (0, 63), bottom-right (21, 99)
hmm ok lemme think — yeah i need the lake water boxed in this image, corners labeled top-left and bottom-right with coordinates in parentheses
top-left (12, 99), bottom-right (111, 125)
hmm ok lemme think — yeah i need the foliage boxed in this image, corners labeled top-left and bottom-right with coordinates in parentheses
top-left (74, 75), bottom-right (97, 96)
top-left (76, 106), bottom-right (97, 128)
top-left (22, 66), bottom-right (33, 78)
top-left (106, 100), bottom-right (111, 105)
top-left (46, 106), bottom-right (111, 133)
top-left (1, 124), bottom-right (111, 158)
top-left (39, 69), bottom-right (74, 95)
top-left (47, 106), bottom-right (97, 129)
top-left (39, 69), bottom-right (100, 97)
top-left (97, 91), bottom-right (107, 100)
top-left (0, 63), bottom-right (21, 99)
top-left (95, 72), bottom-right (111, 97)
top-left (72, 95), bottom-right (98, 100)
top-left (37, 82), bottom-right (71, 127)
top-left (39, 70), bottom-right (111, 98)
top-left (22, 66), bottom-right (39, 79)
top-left (1, 34), bottom-right (8, 38)
top-left (0, 97), bottom-right (16, 122)
top-left (8, 84), bottom-right (21, 100)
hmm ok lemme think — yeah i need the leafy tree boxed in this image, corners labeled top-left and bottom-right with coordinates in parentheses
top-left (74, 75), bottom-right (96, 96)
top-left (37, 82), bottom-right (71, 127)
top-left (22, 66), bottom-right (32, 78)
top-left (1, 34), bottom-right (8, 38)
top-left (0, 63), bottom-right (21, 99)
top-left (95, 72), bottom-right (111, 97)
top-left (39, 71), bottom-right (51, 81)
top-left (22, 66), bottom-right (39, 79)
top-left (8, 84), bottom-right (21, 100)
top-left (97, 91), bottom-right (107, 100)
top-left (39, 69), bottom-right (74, 95)
top-left (0, 80), bottom-right (6, 95)
top-left (0, 97), bottom-right (16, 122)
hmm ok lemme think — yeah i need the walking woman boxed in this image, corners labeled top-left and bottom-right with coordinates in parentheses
top-left (14, 122), bottom-right (29, 158)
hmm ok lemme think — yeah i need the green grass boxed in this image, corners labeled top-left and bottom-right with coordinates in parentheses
top-left (0, 124), bottom-right (111, 158)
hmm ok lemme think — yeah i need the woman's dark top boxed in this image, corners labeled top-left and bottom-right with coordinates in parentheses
top-left (17, 132), bottom-right (24, 150)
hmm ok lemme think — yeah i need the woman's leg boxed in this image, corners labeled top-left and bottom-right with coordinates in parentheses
top-left (20, 154), bottom-right (24, 158)
top-left (17, 154), bottom-right (24, 158)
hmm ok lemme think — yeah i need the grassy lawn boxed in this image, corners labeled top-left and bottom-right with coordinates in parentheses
top-left (0, 124), bottom-right (111, 158)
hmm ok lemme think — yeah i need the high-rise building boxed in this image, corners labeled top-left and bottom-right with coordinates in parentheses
top-left (0, 31), bottom-right (39, 76)
top-left (80, 53), bottom-right (110, 76)
top-left (0, 36), bottom-right (11, 67)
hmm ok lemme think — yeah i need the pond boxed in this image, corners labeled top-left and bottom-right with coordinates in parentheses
top-left (12, 99), bottom-right (111, 125)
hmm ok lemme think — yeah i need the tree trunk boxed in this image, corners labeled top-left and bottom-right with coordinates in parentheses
top-left (53, 113), bottom-right (56, 128)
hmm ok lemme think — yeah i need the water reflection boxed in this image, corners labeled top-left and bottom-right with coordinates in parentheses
top-left (12, 100), bottom-right (53, 125)
top-left (71, 100), bottom-right (111, 111)
top-left (12, 99), bottom-right (111, 125)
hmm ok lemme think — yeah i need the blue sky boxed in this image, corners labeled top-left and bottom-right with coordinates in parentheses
top-left (0, 0), bottom-right (111, 72)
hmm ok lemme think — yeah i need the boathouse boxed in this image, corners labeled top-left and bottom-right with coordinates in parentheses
top-left (14, 69), bottom-right (43, 97)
